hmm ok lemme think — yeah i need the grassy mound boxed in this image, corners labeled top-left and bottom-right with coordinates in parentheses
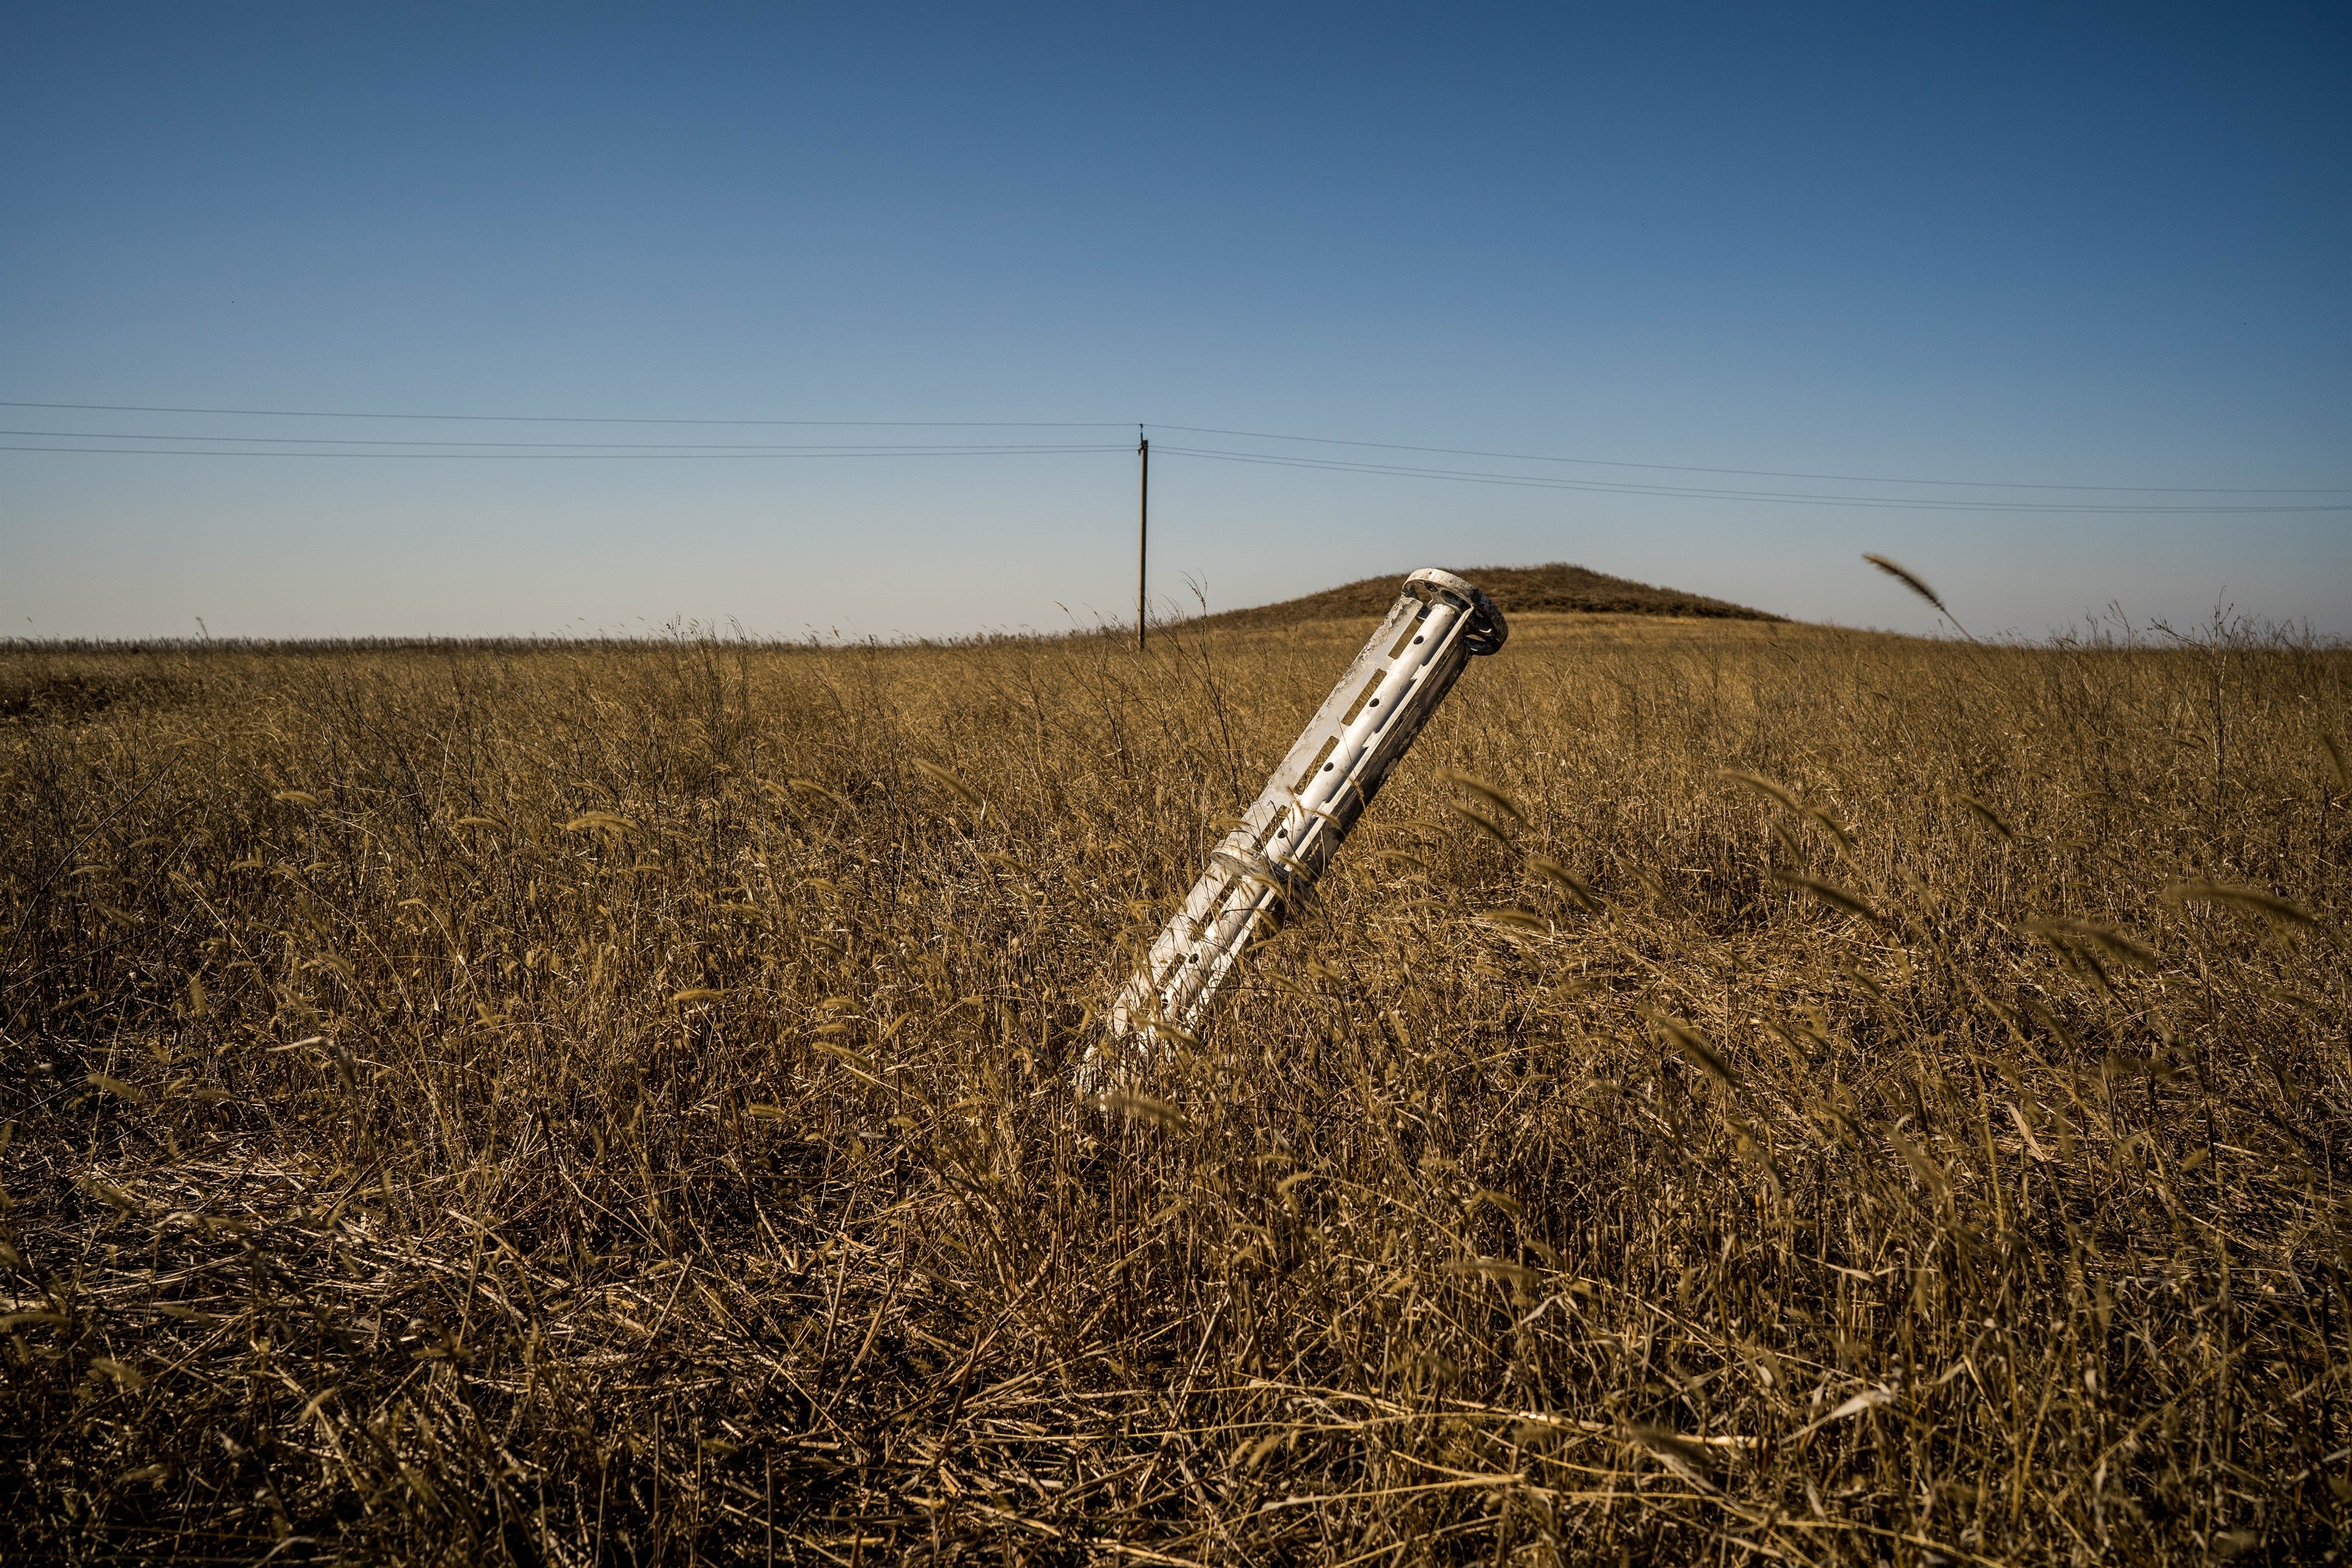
top-left (1199, 561), bottom-right (1779, 628)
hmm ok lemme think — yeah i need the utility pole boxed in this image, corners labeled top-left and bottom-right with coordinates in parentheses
top-left (1137, 427), bottom-right (1149, 651)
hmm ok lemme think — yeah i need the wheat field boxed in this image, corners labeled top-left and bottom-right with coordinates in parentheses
top-left (3, 606), bottom-right (2348, 1564)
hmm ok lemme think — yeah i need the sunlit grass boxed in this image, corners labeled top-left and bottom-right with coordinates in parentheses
top-left (4, 609), bottom-right (2346, 1562)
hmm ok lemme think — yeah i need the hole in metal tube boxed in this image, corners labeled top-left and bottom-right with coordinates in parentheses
top-left (1340, 672), bottom-right (1384, 725)
top-left (1292, 735), bottom-right (1340, 793)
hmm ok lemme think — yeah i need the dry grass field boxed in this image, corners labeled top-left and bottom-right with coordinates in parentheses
top-left (4, 603), bottom-right (2348, 1564)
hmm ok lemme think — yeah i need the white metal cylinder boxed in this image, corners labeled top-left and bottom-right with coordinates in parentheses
top-left (1081, 568), bottom-right (1507, 1089)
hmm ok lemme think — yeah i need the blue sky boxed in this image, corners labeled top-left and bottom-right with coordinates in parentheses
top-left (3, 4), bottom-right (2346, 640)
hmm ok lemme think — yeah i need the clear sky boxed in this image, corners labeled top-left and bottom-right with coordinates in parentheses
top-left (3, 4), bottom-right (2346, 641)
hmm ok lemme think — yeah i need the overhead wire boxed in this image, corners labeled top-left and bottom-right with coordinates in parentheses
top-left (0, 444), bottom-right (1123, 460)
top-left (1151, 444), bottom-right (2350, 515)
top-left (1147, 421), bottom-right (2348, 494)
top-left (0, 427), bottom-right (1126, 454)
top-left (2, 398), bottom-right (2337, 507)
top-left (0, 400), bottom-right (1128, 429)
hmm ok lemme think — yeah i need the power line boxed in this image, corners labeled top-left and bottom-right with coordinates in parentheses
top-left (0, 444), bottom-right (1126, 460)
top-left (0, 400), bottom-right (1129, 429)
top-left (3, 397), bottom-right (2336, 497)
top-left (8, 428), bottom-right (2335, 510)
top-left (1150, 423), bottom-right (2347, 495)
top-left (0, 428), bottom-right (1128, 453)
top-left (1153, 444), bottom-right (2351, 515)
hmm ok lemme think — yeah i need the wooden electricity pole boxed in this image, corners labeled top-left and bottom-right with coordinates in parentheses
top-left (1137, 429), bottom-right (1149, 651)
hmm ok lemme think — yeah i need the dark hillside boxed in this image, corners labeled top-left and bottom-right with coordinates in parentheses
top-left (1197, 561), bottom-right (1779, 627)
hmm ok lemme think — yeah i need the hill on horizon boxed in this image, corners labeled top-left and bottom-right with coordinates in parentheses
top-left (1194, 562), bottom-right (1779, 629)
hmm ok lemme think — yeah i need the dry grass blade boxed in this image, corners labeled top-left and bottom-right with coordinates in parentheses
top-left (1654, 1016), bottom-right (1739, 1089)
top-left (1437, 768), bottom-right (1525, 827)
top-left (1795, 1386), bottom-right (1898, 1437)
top-left (1444, 798), bottom-right (1515, 845)
top-left (1884, 1125), bottom-right (1952, 1199)
top-left (1862, 553), bottom-right (1949, 616)
top-left (88, 1356), bottom-right (147, 1393)
top-left (1863, 552), bottom-right (1974, 640)
top-left (787, 775), bottom-right (852, 808)
top-left (1957, 793), bottom-right (2014, 840)
top-left (85, 1073), bottom-right (150, 1105)
top-left (1723, 768), bottom-right (1853, 852)
top-left (1477, 906), bottom-right (1547, 939)
top-left (1627, 1422), bottom-right (1722, 1480)
top-left (2022, 916), bottom-right (2157, 971)
top-left (1440, 1256), bottom-right (1542, 1289)
top-left (1803, 804), bottom-right (1857, 854)
top-left (1720, 768), bottom-right (1802, 814)
top-left (1528, 856), bottom-right (1603, 911)
top-left (1770, 868), bottom-right (1887, 924)
top-left (2164, 880), bottom-right (2317, 929)
top-left (1090, 1089), bottom-right (1192, 1133)
top-left (910, 757), bottom-right (985, 808)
